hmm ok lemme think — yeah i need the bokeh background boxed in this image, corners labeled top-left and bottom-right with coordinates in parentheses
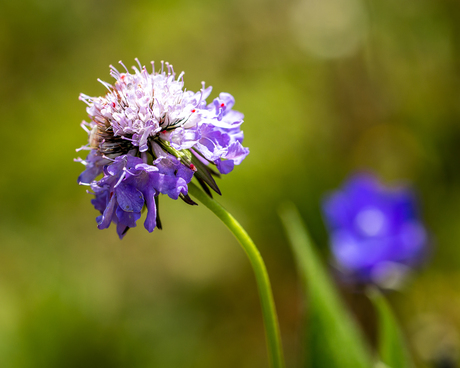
top-left (1, 0), bottom-right (460, 366)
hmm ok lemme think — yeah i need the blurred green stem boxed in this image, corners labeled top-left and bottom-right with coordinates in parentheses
top-left (188, 182), bottom-right (285, 368)
top-left (367, 287), bottom-right (414, 368)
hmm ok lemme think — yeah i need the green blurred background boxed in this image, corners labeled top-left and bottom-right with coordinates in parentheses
top-left (1, 0), bottom-right (460, 366)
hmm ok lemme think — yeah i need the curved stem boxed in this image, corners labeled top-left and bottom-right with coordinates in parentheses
top-left (188, 182), bottom-right (285, 368)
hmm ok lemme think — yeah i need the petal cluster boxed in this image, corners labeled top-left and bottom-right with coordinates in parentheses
top-left (322, 173), bottom-right (429, 287)
top-left (76, 60), bottom-right (249, 238)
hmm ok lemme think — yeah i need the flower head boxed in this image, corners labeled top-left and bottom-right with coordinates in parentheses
top-left (322, 173), bottom-right (429, 288)
top-left (76, 59), bottom-right (249, 238)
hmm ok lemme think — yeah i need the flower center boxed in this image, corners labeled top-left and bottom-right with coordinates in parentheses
top-left (355, 207), bottom-right (386, 237)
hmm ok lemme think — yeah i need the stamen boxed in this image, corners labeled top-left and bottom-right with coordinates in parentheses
top-left (131, 64), bottom-right (141, 75)
top-left (101, 154), bottom-right (115, 161)
top-left (120, 136), bottom-right (135, 142)
top-left (109, 65), bottom-right (121, 79)
top-left (79, 94), bottom-right (92, 106)
top-left (114, 170), bottom-right (127, 188)
top-left (80, 121), bottom-right (91, 133)
top-left (195, 82), bottom-right (206, 108)
top-left (135, 58), bottom-right (142, 71)
top-left (76, 144), bottom-right (91, 152)
top-left (97, 79), bottom-right (113, 92)
top-left (124, 167), bottom-right (138, 176)
top-left (118, 60), bottom-right (129, 73)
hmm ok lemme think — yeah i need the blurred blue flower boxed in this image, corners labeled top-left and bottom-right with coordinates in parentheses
top-left (76, 60), bottom-right (249, 238)
top-left (322, 173), bottom-right (429, 288)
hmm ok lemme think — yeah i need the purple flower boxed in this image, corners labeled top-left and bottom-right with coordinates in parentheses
top-left (322, 173), bottom-right (429, 288)
top-left (76, 60), bottom-right (248, 238)
top-left (75, 150), bottom-right (111, 184)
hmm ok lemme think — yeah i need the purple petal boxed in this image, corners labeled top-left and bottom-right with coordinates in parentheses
top-left (116, 222), bottom-right (129, 239)
top-left (143, 187), bottom-right (157, 232)
top-left (77, 150), bottom-right (111, 184)
top-left (97, 195), bottom-right (117, 229)
top-left (216, 159), bottom-right (234, 174)
top-left (322, 172), bottom-right (429, 285)
top-left (224, 141), bottom-right (249, 165)
top-left (116, 206), bottom-right (141, 228)
top-left (115, 182), bottom-right (144, 213)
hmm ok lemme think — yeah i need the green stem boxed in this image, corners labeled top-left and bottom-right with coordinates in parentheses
top-left (188, 182), bottom-right (285, 368)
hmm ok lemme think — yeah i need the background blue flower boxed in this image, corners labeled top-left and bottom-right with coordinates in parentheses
top-left (323, 173), bottom-right (429, 287)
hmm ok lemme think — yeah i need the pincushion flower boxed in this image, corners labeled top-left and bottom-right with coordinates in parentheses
top-left (75, 60), bottom-right (283, 368)
top-left (322, 173), bottom-right (429, 288)
top-left (76, 59), bottom-right (249, 238)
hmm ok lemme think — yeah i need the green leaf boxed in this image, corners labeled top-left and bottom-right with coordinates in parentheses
top-left (368, 288), bottom-right (414, 368)
top-left (278, 202), bottom-right (373, 368)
